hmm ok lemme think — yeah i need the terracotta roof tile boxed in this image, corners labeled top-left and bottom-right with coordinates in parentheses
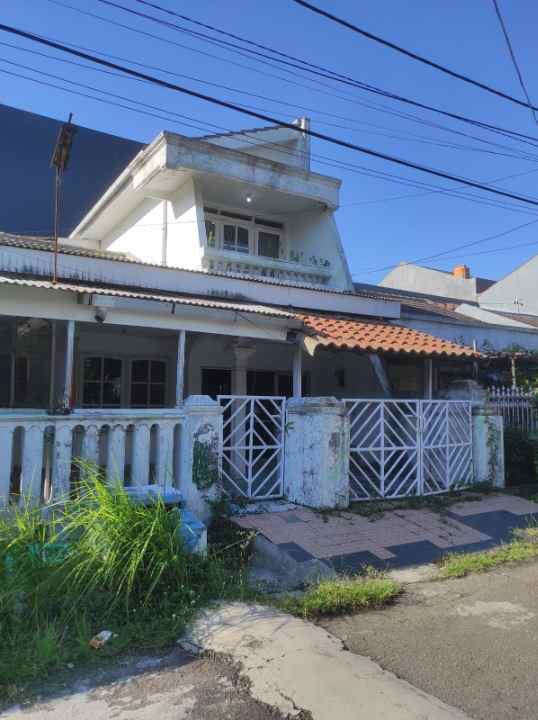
top-left (298, 313), bottom-right (477, 358)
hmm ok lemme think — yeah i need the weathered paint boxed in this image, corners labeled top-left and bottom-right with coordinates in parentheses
top-left (284, 397), bottom-right (350, 509)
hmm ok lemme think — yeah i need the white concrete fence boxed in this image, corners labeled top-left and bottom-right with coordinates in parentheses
top-left (0, 395), bottom-right (505, 515)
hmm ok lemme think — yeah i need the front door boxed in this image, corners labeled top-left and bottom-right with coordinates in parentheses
top-left (202, 368), bottom-right (231, 399)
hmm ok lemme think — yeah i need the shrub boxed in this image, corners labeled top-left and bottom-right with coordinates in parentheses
top-left (504, 428), bottom-right (537, 486)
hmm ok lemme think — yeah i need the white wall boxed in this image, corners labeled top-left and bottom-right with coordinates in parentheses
top-left (286, 209), bottom-right (353, 290)
top-left (479, 253), bottom-right (538, 315)
top-left (165, 177), bottom-right (206, 270)
top-left (105, 197), bottom-right (164, 264)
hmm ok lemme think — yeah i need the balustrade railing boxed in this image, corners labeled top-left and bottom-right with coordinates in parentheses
top-left (0, 410), bottom-right (184, 505)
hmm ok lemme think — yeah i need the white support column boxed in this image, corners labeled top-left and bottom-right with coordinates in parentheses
top-left (175, 329), bottom-right (186, 407)
top-left (0, 426), bottom-right (14, 504)
top-left (21, 425), bottom-right (45, 503)
top-left (231, 342), bottom-right (255, 395)
top-left (292, 344), bottom-right (303, 398)
top-left (52, 422), bottom-right (74, 501)
top-left (106, 424), bottom-right (126, 486)
top-left (424, 359), bottom-right (433, 399)
top-left (62, 320), bottom-right (75, 410)
top-left (131, 423), bottom-right (151, 487)
top-left (81, 424), bottom-right (100, 466)
top-left (155, 421), bottom-right (175, 488)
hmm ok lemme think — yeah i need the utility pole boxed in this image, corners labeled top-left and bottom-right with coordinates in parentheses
top-left (50, 113), bottom-right (76, 284)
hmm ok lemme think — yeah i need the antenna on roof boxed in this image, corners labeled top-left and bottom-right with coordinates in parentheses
top-left (50, 112), bottom-right (76, 284)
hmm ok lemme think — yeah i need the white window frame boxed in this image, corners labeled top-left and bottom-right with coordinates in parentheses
top-left (203, 205), bottom-right (285, 260)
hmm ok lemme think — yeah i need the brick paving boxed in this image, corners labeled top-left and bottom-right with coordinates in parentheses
top-left (234, 494), bottom-right (538, 572)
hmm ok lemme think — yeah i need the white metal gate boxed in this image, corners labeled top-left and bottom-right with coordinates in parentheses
top-left (218, 395), bottom-right (286, 499)
top-left (345, 399), bottom-right (473, 501)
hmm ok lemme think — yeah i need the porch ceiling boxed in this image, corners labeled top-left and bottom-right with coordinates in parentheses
top-left (298, 313), bottom-right (478, 359)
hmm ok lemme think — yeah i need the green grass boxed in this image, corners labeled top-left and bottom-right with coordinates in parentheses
top-left (439, 539), bottom-right (538, 578)
top-left (276, 575), bottom-right (401, 619)
top-left (0, 464), bottom-right (253, 706)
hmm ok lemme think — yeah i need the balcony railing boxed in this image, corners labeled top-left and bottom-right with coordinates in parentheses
top-left (0, 409), bottom-right (184, 505)
top-left (202, 247), bottom-right (331, 285)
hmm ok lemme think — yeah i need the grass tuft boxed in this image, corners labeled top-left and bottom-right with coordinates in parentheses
top-left (0, 463), bottom-right (253, 705)
top-left (277, 574), bottom-right (401, 619)
top-left (439, 539), bottom-right (538, 578)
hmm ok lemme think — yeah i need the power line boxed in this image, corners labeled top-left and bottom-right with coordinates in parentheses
top-left (4, 23), bottom-right (538, 210)
top-left (491, 0), bottom-right (538, 124)
top-left (354, 218), bottom-right (538, 276)
top-left (291, 0), bottom-right (538, 113)
top-left (340, 167), bottom-right (538, 208)
top-left (6, 40), bottom-right (538, 224)
top-left (44, 0), bottom-right (538, 151)
top-left (7, 37), bottom-right (535, 165)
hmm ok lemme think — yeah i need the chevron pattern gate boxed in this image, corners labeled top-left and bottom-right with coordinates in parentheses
top-left (218, 395), bottom-right (286, 499)
top-left (345, 399), bottom-right (473, 501)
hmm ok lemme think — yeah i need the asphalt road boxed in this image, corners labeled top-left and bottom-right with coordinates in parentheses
top-left (2, 649), bottom-right (288, 720)
top-left (323, 560), bottom-right (538, 720)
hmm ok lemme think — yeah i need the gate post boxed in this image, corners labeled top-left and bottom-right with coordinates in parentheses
top-left (472, 405), bottom-right (505, 488)
top-left (179, 395), bottom-right (223, 523)
top-left (284, 397), bottom-right (350, 509)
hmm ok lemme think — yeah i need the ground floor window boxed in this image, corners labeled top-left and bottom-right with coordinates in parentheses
top-left (130, 359), bottom-right (167, 407)
top-left (82, 356), bottom-right (168, 408)
top-left (82, 357), bottom-right (122, 407)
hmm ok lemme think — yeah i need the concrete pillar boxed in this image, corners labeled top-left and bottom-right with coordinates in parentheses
top-left (472, 406), bottom-right (505, 488)
top-left (292, 344), bottom-right (303, 398)
top-left (230, 342), bottom-right (255, 395)
top-left (284, 397), bottom-right (350, 509)
top-left (179, 395), bottom-right (223, 523)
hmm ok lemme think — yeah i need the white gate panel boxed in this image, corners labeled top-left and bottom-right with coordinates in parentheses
top-left (345, 399), bottom-right (473, 501)
top-left (346, 400), bottom-right (420, 500)
top-left (421, 401), bottom-right (473, 495)
top-left (218, 396), bottom-right (286, 500)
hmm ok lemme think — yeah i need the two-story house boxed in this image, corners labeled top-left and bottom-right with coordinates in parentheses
top-left (0, 116), bottom-right (481, 510)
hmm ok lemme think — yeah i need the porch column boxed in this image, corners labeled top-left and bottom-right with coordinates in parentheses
top-left (62, 320), bottom-right (75, 410)
top-left (231, 341), bottom-right (255, 395)
top-left (292, 344), bottom-right (303, 398)
top-left (230, 341), bottom-right (255, 485)
top-left (424, 358), bottom-right (433, 399)
top-left (175, 329), bottom-right (186, 406)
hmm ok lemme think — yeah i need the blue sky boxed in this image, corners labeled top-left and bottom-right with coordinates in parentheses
top-left (2, 0), bottom-right (538, 284)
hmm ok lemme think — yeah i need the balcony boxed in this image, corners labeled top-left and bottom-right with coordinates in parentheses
top-left (201, 247), bottom-right (332, 286)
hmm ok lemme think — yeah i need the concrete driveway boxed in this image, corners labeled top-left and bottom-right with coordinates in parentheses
top-left (323, 560), bottom-right (538, 720)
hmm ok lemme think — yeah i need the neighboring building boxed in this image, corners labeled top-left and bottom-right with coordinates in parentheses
top-left (1, 113), bottom-right (491, 511)
top-left (380, 262), bottom-right (495, 302)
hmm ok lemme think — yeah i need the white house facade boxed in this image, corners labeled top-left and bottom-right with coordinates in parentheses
top-left (0, 119), bottom-right (501, 520)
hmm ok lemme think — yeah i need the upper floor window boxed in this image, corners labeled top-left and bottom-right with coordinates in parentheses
top-left (204, 206), bottom-right (284, 259)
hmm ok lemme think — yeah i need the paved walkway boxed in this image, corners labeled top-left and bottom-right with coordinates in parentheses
top-left (182, 602), bottom-right (470, 719)
top-left (235, 494), bottom-right (538, 572)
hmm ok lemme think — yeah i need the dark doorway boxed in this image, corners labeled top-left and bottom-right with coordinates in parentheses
top-left (202, 368), bottom-right (231, 399)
